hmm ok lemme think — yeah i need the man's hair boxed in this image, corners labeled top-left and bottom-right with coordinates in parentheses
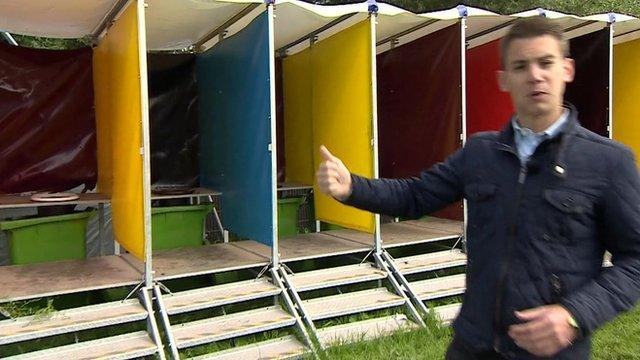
top-left (500, 17), bottom-right (569, 68)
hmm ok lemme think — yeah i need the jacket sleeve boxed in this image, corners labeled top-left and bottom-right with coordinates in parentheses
top-left (342, 146), bottom-right (465, 219)
top-left (560, 148), bottom-right (640, 337)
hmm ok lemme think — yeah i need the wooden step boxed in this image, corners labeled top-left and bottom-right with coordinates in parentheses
top-left (190, 335), bottom-right (306, 360)
top-left (173, 306), bottom-right (296, 349)
top-left (317, 314), bottom-right (418, 346)
top-left (434, 303), bottom-right (461, 325)
top-left (4, 331), bottom-right (158, 360)
top-left (394, 250), bottom-right (466, 275)
top-left (288, 263), bottom-right (387, 292)
top-left (163, 278), bottom-right (280, 315)
top-left (0, 299), bottom-right (148, 345)
top-left (304, 288), bottom-right (405, 321)
top-left (411, 274), bottom-right (466, 301)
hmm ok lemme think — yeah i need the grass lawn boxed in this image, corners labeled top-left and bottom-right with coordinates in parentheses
top-left (313, 304), bottom-right (640, 360)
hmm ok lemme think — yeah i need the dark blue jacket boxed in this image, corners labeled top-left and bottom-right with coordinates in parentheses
top-left (344, 106), bottom-right (640, 359)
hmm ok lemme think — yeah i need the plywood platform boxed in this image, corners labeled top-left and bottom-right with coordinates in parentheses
top-left (233, 233), bottom-right (371, 262)
top-left (320, 219), bottom-right (461, 248)
top-left (149, 241), bottom-right (270, 280)
top-left (0, 255), bottom-right (142, 302)
top-left (279, 233), bottom-right (371, 261)
top-left (380, 222), bottom-right (460, 248)
top-left (403, 216), bottom-right (464, 234)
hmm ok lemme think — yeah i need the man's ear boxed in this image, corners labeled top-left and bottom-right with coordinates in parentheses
top-left (497, 70), bottom-right (508, 92)
top-left (563, 58), bottom-right (575, 83)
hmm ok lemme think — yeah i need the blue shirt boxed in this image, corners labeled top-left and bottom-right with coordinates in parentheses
top-left (512, 109), bottom-right (569, 163)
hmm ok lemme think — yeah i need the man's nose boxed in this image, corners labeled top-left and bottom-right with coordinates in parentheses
top-left (527, 64), bottom-right (544, 82)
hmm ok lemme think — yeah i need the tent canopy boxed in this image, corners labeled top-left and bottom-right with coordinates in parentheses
top-left (0, 0), bottom-right (121, 38)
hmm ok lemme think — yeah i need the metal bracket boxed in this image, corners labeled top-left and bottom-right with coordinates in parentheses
top-left (456, 4), bottom-right (468, 18)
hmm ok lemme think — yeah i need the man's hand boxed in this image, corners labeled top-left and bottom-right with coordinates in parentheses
top-left (508, 304), bottom-right (579, 358)
top-left (316, 145), bottom-right (352, 201)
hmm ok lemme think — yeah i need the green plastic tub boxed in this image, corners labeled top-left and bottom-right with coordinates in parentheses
top-left (151, 204), bottom-right (213, 251)
top-left (0, 211), bottom-right (95, 265)
top-left (278, 197), bottom-right (302, 237)
top-left (321, 222), bottom-right (345, 231)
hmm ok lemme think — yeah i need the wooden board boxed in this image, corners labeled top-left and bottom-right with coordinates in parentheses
top-left (151, 241), bottom-right (270, 280)
top-left (0, 193), bottom-right (110, 209)
top-left (403, 217), bottom-right (464, 234)
top-left (380, 222), bottom-right (460, 248)
top-left (150, 187), bottom-right (221, 200)
top-left (0, 256), bottom-right (142, 302)
top-left (278, 233), bottom-right (371, 262)
top-left (321, 229), bottom-right (374, 246)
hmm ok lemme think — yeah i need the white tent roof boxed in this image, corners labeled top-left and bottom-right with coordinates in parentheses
top-left (584, 13), bottom-right (640, 44)
top-left (0, 0), bottom-right (630, 51)
top-left (0, 0), bottom-right (120, 38)
top-left (145, 0), bottom-right (261, 51)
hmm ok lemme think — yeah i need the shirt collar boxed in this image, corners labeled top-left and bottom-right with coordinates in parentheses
top-left (512, 109), bottom-right (570, 139)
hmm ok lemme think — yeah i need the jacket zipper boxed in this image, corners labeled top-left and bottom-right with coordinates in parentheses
top-left (493, 152), bottom-right (527, 353)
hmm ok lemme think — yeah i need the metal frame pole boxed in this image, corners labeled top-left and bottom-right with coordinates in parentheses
top-left (153, 285), bottom-right (179, 359)
top-left (380, 250), bottom-right (431, 316)
top-left (270, 268), bottom-right (319, 357)
top-left (139, 287), bottom-right (167, 360)
top-left (369, 10), bottom-right (383, 255)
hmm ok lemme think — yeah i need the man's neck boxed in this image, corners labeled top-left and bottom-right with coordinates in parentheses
top-left (517, 107), bottom-right (565, 133)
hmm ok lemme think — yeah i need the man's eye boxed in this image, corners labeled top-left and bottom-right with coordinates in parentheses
top-left (540, 60), bottom-right (553, 68)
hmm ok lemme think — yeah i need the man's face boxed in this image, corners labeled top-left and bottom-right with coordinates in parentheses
top-left (498, 35), bottom-right (575, 119)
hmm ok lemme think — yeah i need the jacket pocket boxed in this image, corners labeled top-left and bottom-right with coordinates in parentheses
top-left (465, 183), bottom-right (497, 202)
top-left (464, 183), bottom-right (498, 249)
top-left (542, 189), bottom-right (595, 244)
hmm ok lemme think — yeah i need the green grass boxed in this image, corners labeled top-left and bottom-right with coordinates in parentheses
top-left (311, 304), bottom-right (640, 360)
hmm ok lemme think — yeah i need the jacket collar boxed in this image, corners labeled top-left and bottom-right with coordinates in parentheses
top-left (494, 102), bottom-right (580, 179)
top-left (496, 102), bottom-right (579, 147)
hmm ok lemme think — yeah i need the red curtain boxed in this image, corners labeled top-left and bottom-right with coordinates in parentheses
top-left (466, 39), bottom-right (514, 136)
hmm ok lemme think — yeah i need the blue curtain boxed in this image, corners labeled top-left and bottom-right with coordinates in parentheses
top-left (197, 11), bottom-right (274, 247)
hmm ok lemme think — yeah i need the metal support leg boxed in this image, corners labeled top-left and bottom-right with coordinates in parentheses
top-left (278, 267), bottom-right (317, 334)
top-left (98, 203), bottom-right (105, 256)
top-left (315, 220), bottom-right (321, 233)
top-left (139, 287), bottom-right (167, 360)
top-left (373, 252), bottom-right (426, 328)
top-left (153, 285), bottom-right (180, 359)
top-left (211, 206), bottom-right (227, 243)
top-left (380, 250), bottom-right (430, 317)
top-left (270, 267), bottom-right (319, 357)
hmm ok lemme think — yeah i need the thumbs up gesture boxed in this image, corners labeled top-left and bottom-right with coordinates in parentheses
top-left (316, 145), bottom-right (353, 201)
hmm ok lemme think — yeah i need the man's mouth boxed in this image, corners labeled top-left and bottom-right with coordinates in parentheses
top-left (529, 91), bottom-right (548, 100)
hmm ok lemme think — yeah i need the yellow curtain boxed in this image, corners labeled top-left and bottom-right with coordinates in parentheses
top-left (613, 38), bottom-right (640, 166)
top-left (93, 2), bottom-right (147, 259)
top-left (283, 48), bottom-right (315, 185)
top-left (310, 20), bottom-right (375, 233)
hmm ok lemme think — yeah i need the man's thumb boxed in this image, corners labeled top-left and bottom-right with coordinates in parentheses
top-left (515, 307), bottom-right (546, 321)
top-left (320, 145), bottom-right (336, 162)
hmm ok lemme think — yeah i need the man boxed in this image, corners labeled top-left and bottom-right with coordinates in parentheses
top-left (316, 17), bottom-right (640, 359)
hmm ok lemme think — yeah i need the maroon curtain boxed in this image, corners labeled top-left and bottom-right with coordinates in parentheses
top-left (0, 43), bottom-right (96, 194)
top-left (565, 29), bottom-right (610, 136)
top-left (377, 23), bottom-right (463, 220)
